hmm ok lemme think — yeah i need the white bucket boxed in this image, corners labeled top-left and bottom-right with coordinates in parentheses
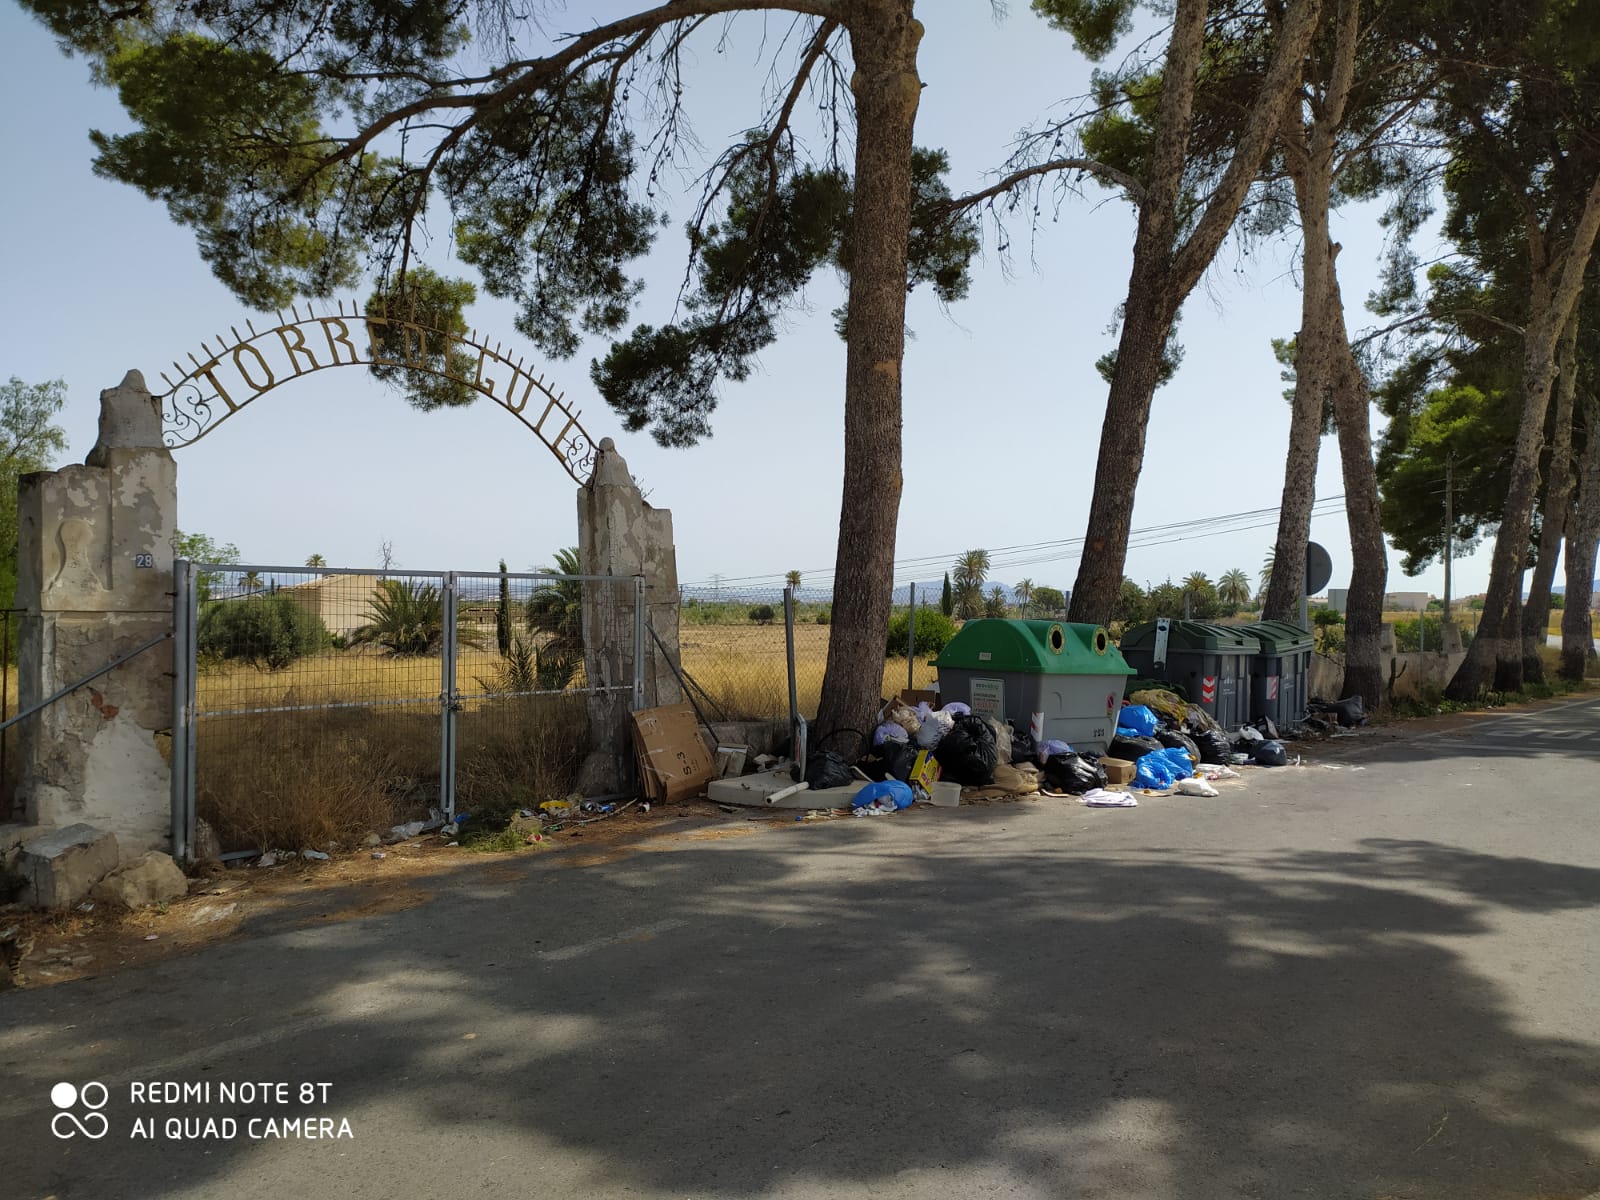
top-left (929, 781), bottom-right (961, 807)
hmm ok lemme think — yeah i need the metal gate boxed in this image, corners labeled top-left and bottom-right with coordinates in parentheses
top-left (170, 561), bottom-right (643, 860)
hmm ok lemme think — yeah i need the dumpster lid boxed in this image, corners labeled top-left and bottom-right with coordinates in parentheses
top-left (1243, 619), bottom-right (1314, 653)
top-left (1119, 620), bottom-right (1261, 654)
top-left (933, 619), bottom-right (1135, 675)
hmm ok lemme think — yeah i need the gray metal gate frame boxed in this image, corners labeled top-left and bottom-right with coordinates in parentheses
top-left (170, 561), bottom-right (645, 862)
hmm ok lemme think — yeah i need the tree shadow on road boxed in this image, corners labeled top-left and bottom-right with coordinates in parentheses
top-left (6, 822), bottom-right (1600, 1199)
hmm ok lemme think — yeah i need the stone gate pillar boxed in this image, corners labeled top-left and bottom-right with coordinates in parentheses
top-left (13, 371), bottom-right (176, 852)
top-left (575, 438), bottom-right (681, 794)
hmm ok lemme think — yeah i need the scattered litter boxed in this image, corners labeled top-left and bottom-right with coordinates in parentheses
top-left (301, 849), bottom-right (330, 861)
top-left (1080, 789), bottom-right (1137, 808)
top-left (1320, 763), bottom-right (1342, 770)
top-left (1174, 777), bottom-right (1220, 797)
top-left (75, 902), bottom-right (94, 913)
top-left (641, 802), bottom-right (651, 813)
top-left (1200, 765), bottom-right (1241, 781)
top-left (390, 821), bottom-right (426, 839)
top-left (142, 934), bottom-right (159, 941)
top-left (255, 852), bottom-right (278, 868)
top-left (370, 851), bottom-right (387, 860)
top-left (445, 841), bottom-right (460, 847)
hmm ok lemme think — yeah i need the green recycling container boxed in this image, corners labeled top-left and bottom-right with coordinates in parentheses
top-left (1242, 620), bottom-right (1314, 730)
top-left (1119, 620), bottom-right (1260, 730)
top-left (932, 619), bottom-right (1135, 753)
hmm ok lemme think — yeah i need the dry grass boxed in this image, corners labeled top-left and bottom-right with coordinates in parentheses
top-left (196, 693), bottom-right (589, 853)
top-left (676, 622), bottom-right (936, 720)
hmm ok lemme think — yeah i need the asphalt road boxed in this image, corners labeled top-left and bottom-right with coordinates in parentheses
top-left (4, 695), bottom-right (1599, 1200)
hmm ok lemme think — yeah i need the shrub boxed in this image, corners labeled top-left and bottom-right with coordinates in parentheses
top-left (749, 604), bottom-right (776, 625)
top-left (1393, 614), bottom-right (1473, 652)
top-left (886, 608), bottom-right (956, 658)
top-left (816, 607), bottom-right (831, 625)
top-left (197, 594), bottom-right (328, 670)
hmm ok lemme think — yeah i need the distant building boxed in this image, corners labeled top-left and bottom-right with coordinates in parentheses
top-left (279, 573), bottom-right (384, 638)
top-left (1383, 591), bottom-right (1430, 613)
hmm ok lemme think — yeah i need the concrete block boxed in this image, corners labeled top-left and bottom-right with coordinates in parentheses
top-left (91, 851), bottom-right (187, 909)
top-left (16, 823), bottom-right (121, 910)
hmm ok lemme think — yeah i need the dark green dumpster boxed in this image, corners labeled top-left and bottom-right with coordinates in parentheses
top-left (933, 619), bottom-right (1135, 752)
top-left (1242, 620), bottom-right (1314, 730)
top-left (1118, 620), bottom-right (1260, 730)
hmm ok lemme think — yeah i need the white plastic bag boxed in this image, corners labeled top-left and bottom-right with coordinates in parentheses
top-left (916, 708), bottom-right (955, 749)
top-left (1174, 777), bottom-right (1220, 797)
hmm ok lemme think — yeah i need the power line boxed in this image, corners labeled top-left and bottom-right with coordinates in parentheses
top-left (682, 494), bottom-right (1350, 590)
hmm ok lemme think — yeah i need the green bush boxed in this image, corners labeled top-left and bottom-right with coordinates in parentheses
top-left (886, 608), bottom-right (956, 658)
top-left (748, 604), bottom-right (776, 625)
top-left (197, 594), bottom-right (328, 669)
top-left (816, 607), bottom-right (831, 625)
top-left (1393, 614), bottom-right (1473, 652)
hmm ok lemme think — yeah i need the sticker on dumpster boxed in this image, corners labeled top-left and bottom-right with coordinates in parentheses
top-left (1266, 676), bottom-right (1279, 701)
top-left (1105, 692), bottom-right (1116, 716)
top-left (1200, 676), bottom-right (1217, 704)
top-left (969, 678), bottom-right (1005, 719)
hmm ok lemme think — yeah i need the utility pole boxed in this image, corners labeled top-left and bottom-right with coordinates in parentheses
top-left (1442, 452), bottom-right (1454, 630)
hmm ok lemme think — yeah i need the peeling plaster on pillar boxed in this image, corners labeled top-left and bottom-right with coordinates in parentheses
top-left (575, 438), bottom-right (681, 795)
top-left (13, 371), bottom-right (175, 853)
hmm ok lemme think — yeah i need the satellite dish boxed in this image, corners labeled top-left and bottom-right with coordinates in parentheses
top-left (1305, 542), bottom-right (1333, 595)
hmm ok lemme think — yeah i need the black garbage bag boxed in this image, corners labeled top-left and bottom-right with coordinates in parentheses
top-left (1327, 695), bottom-right (1366, 727)
top-left (934, 713), bottom-right (998, 786)
top-left (1156, 728), bottom-right (1203, 765)
top-left (802, 749), bottom-right (854, 790)
top-left (1253, 739), bottom-right (1289, 767)
top-left (1009, 724), bottom-right (1038, 765)
top-left (1253, 715), bottom-right (1281, 741)
top-left (880, 740), bottom-right (917, 783)
top-left (1110, 734), bottom-right (1163, 761)
top-left (1192, 727), bottom-right (1232, 765)
top-left (1042, 751), bottom-right (1108, 795)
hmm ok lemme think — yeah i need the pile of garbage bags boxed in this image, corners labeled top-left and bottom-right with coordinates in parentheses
top-left (862, 699), bottom-right (1110, 796)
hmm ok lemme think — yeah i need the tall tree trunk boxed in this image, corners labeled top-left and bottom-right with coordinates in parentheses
top-left (1264, 0), bottom-right (1360, 626)
top-left (1561, 391), bottom-right (1600, 681)
top-left (815, 1), bottom-right (921, 755)
top-left (1070, 0), bottom-right (1324, 623)
top-left (1519, 312), bottom-right (1580, 682)
top-left (1326, 277), bottom-right (1387, 710)
top-left (1447, 177), bottom-right (1600, 699)
top-left (1263, 171), bottom-right (1335, 623)
top-left (1067, 0), bottom-right (1205, 624)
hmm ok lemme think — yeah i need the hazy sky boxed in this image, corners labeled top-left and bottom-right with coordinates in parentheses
top-left (0, 2), bottom-right (1503, 600)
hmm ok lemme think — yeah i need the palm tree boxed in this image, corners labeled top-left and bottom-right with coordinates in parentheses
top-left (952, 549), bottom-right (990, 619)
top-left (1258, 552), bottom-right (1275, 604)
top-left (305, 553), bottom-right (326, 569)
top-left (1218, 568), bottom-right (1251, 613)
top-left (242, 571), bottom-right (263, 594)
top-left (527, 546), bottom-right (585, 655)
top-left (785, 569), bottom-right (802, 593)
top-left (352, 578), bottom-right (445, 656)
top-left (984, 586), bottom-right (1008, 618)
top-left (1014, 578), bottom-right (1034, 617)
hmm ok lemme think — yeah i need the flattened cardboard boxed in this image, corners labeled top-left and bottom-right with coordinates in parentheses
top-left (632, 703), bottom-right (716, 803)
top-left (899, 688), bottom-right (939, 709)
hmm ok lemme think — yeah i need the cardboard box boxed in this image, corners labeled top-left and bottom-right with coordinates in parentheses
top-left (899, 688), bottom-right (939, 709)
top-left (909, 748), bottom-right (941, 793)
top-left (1100, 756), bottom-right (1135, 786)
top-left (631, 703), bottom-right (716, 803)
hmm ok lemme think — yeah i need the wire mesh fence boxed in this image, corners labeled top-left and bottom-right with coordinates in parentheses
top-left (174, 563), bottom-right (641, 856)
top-left (673, 586), bottom-right (945, 723)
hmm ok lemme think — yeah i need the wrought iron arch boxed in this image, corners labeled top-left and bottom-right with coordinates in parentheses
top-left (156, 300), bottom-right (598, 484)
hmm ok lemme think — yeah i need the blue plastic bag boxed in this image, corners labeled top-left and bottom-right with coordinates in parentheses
top-left (1119, 705), bottom-right (1159, 737)
top-left (1116, 725), bottom-right (1140, 740)
top-left (1133, 752), bottom-right (1176, 790)
top-left (852, 779), bottom-right (914, 810)
top-left (1036, 738), bottom-right (1073, 761)
top-left (1156, 746), bottom-right (1195, 778)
